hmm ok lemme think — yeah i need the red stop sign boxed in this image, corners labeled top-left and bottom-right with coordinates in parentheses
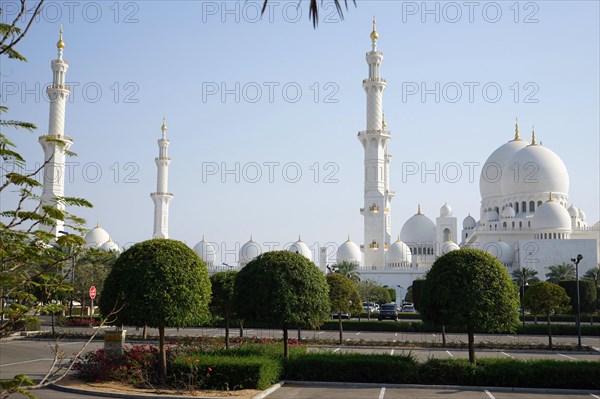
top-left (89, 286), bottom-right (97, 299)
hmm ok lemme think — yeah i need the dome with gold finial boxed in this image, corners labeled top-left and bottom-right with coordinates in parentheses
top-left (337, 236), bottom-right (361, 265)
top-left (239, 235), bottom-right (262, 267)
top-left (288, 235), bottom-right (312, 260)
top-left (56, 25), bottom-right (65, 49)
top-left (532, 192), bottom-right (572, 232)
top-left (501, 129), bottom-right (569, 198)
top-left (479, 121), bottom-right (528, 200)
top-left (193, 235), bottom-right (216, 267)
top-left (400, 205), bottom-right (436, 245)
top-left (370, 17), bottom-right (378, 41)
top-left (84, 222), bottom-right (111, 249)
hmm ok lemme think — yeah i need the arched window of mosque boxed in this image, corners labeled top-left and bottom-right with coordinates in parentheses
top-left (515, 202), bottom-right (519, 213)
top-left (503, 222), bottom-right (507, 229)
top-left (519, 221), bottom-right (522, 230)
top-left (465, 233), bottom-right (469, 239)
top-left (443, 228), bottom-right (451, 242)
top-left (538, 200), bottom-right (542, 207)
top-left (522, 201), bottom-right (527, 212)
top-left (529, 201), bottom-right (535, 212)
top-left (528, 221), bottom-right (531, 228)
top-left (512, 221), bottom-right (515, 229)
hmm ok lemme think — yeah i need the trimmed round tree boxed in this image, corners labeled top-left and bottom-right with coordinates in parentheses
top-left (327, 273), bottom-right (362, 344)
top-left (523, 281), bottom-right (571, 350)
top-left (420, 249), bottom-right (519, 364)
top-left (235, 251), bottom-right (330, 358)
top-left (210, 270), bottom-right (238, 349)
top-left (99, 239), bottom-right (211, 378)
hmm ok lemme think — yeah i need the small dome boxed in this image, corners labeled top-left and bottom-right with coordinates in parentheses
top-left (400, 207), bottom-right (436, 245)
top-left (337, 237), bottom-right (361, 264)
top-left (578, 209), bottom-right (586, 221)
top-left (463, 214), bottom-right (476, 229)
top-left (485, 210), bottom-right (499, 222)
top-left (386, 238), bottom-right (412, 265)
top-left (100, 238), bottom-right (120, 253)
top-left (568, 204), bottom-right (579, 218)
top-left (485, 241), bottom-right (514, 264)
top-left (239, 236), bottom-right (262, 266)
top-left (288, 237), bottom-right (312, 260)
top-left (441, 241), bottom-right (460, 254)
top-left (501, 206), bottom-right (515, 218)
top-left (440, 202), bottom-right (452, 217)
top-left (193, 237), bottom-right (216, 266)
top-left (84, 223), bottom-right (110, 249)
top-left (532, 197), bottom-right (572, 231)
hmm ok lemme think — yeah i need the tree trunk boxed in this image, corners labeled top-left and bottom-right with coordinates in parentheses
top-left (51, 311), bottom-right (55, 336)
top-left (239, 321), bottom-right (244, 338)
top-left (467, 327), bottom-right (476, 364)
top-left (283, 326), bottom-right (289, 359)
top-left (442, 325), bottom-right (447, 347)
top-left (159, 324), bottom-right (167, 380)
top-left (142, 325), bottom-right (147, 340)
top-left (338, 313), bottom-right (343, 344)
top-left (547, 314), bottom-right (553, 350)
top-left (224, 313), bottom-right (230, 350)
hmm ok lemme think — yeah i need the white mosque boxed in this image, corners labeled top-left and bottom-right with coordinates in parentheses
top-left (39, 23), bottom-right (599, 298)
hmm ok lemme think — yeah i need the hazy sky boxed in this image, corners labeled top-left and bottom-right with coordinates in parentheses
top-left (2, 0), bottom-right (599, 263)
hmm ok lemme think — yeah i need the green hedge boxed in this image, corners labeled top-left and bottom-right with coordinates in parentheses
top-left (285, 353), bottom-right (417, 383)
top-left (171, 355), bottom-right (281, 390)
top-left (315, 320), bottom-right (600, 336)
top-left (284, 354), bottom-right (600, 390)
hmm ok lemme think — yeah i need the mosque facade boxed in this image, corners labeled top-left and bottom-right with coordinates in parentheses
top-left (39, 26), bottom-right (599, 299)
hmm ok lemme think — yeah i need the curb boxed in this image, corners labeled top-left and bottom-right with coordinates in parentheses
top-left (50, 383), bottom-right (242, 399)
top-left (283, 380), bottom-right (600, 395)
top-left (251, 382), bottom-right (284, 399)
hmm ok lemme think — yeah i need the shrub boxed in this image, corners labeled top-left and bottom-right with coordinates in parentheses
top-left (418, 358), bottom-right (476, 386)
top-left (559, 280), bottom-right (597, 313)
top-left (284, 352), bottom-right (417, 383)
top-left (171, 355), bottom-right (281, 390)
top-left (62, 317), bottom-right (100, 327)
top-left (74, 345), bottom-right (162, 384)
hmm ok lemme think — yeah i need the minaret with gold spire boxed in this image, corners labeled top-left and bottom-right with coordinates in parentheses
top-left (151, 117), bottom-right (173, 238)
top-left (358, 18), bottom-right (393, 270)
top-left (39, 26), bottom-right (72, 237)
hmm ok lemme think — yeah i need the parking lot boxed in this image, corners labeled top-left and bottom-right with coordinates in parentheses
top-left (267, 384), bottom-right (600, 399)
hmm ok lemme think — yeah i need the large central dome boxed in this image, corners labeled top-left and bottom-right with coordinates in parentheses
top-left (479, 135), bottom-right (528, 200)
top-left (501, 141), bottom-right (569, 197)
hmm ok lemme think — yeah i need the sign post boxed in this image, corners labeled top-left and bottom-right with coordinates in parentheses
top-left (89, 286), bottom-right (96, 320)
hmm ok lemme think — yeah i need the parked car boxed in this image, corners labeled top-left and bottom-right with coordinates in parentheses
top-left (362, 302), bottom-right (377, 313)
top-left (401, 305), bottom-right (416, 313)
top-left (378, 303), bottom-right (398, 321)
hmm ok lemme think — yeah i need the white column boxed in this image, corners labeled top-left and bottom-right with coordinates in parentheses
top-left (358, 19), bottom-right (392, 270)
top-left (151, 118), bottom-right (173, 239)
top-left (39, 27), bottom-right (72, 237)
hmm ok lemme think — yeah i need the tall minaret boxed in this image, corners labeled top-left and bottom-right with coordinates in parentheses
top-left (358, 18), bottom-right (393, 270)
top-left (39, 26), bottom-right (72, 237)
top-left (151, 117), bottom-right (173, 238)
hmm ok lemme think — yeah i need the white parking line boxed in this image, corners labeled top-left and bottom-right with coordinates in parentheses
top-left (378, 387), bottom-right (386, 399)
top-left (507, 335), bottom-right (517, 339)
top-left (333, 348), bottom-right (340, 353)
top-left (390, 349), bottom-right (394, 355)
top-left (432, 334), bottom-right (436, 338)
top-left (394, 333), bottom-right (398, 337)
top-left (346, 338), bottom-right (351, 341)
top-left (590, 394), bottom-right (600, 399)
top-left (0, 358), bottom-right (54, 367)
top-left (318, 331), bottom-right (324, 335)
top-left (484, 390), bottom-right (496, 399)
top-left (355, 332), bottom-right (361, 335)
top-left (446, 350), bottom-right (453, 357)
top-left (558, 353), bottom-right (577, 360)
top-left (501, 351), bottom-right (513, 358)
top-left (592, 347), bottom-right (600, 353)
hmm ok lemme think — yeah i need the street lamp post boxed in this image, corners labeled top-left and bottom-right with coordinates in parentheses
top-left (571, 254), bottom-right (583, 350)
top-left (521, 279), bottom-right (528, 328)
